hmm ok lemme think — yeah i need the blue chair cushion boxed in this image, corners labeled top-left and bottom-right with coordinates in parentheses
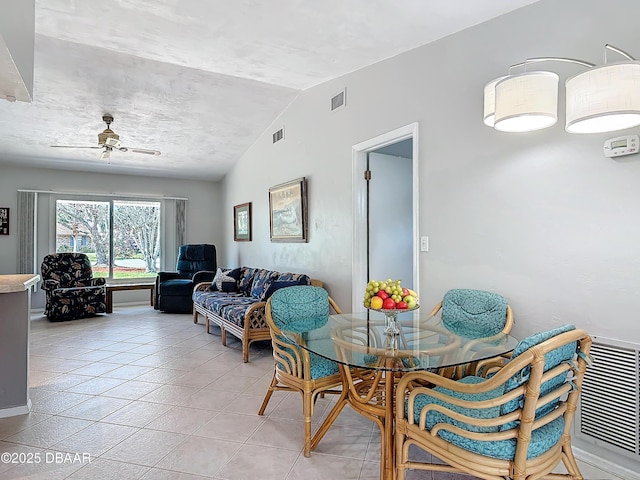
top-left (277, 340), bottom-right (339, 379)
top-left (501, 324), bottom-right (577, 423)
top-left (270, 286), bottom-right (330, 330)
top-left (411, 376), bottom-right (565, 460)
top-left (441, 289), bottom-right (508, 338)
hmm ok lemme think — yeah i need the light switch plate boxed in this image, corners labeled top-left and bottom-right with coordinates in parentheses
top-left (420, 236), bottom-right (429, 252)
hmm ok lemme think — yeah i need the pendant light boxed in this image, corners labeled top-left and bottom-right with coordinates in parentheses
top-left (484, 45), bottom-right (639, 134)
top-left (565, 61), bottom-right (640, 133)
top-left (493, 71), bottom-right (559, 132)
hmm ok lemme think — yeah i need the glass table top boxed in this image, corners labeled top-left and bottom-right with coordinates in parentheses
top-left (279, 312), bottom-right (519, 372)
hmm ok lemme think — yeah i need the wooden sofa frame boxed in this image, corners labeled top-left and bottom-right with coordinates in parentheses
top-left (193, 279), bottom-right (323, 362)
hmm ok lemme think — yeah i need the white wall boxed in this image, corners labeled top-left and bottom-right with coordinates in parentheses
top-left (224, 0), bottom-right (640, 341)
top-left (0, 165), bottom-right (223, 307)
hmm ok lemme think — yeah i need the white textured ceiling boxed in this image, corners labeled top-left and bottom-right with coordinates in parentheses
top-left (0, 0), bottom-right (540, 181)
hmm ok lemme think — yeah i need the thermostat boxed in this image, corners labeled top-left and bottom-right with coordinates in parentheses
top-left (603, 134), bottom-right (639, 158)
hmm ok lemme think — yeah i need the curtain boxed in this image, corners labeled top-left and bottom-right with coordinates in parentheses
top-left (175, 199), bottom-right (187, 248)
top-left (17, 191), bottom-right (37, 274)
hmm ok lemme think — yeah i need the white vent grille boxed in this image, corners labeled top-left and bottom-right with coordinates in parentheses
top-left (331, 89), bottom-right (346, 111)
top-left (272, 127), bottom-right (284, 144)
top-left (577, 337), bottom-right (640, 458)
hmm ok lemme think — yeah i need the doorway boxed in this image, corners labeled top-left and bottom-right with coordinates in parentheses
top-left (351, 123), bottom-right (419, 311)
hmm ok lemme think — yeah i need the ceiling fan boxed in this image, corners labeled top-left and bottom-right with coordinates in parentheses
top-left (51, 114), bottom-right (161, 160)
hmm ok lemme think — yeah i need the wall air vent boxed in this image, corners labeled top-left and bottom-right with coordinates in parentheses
top-left (576, 336), bottom-right (640, 461)
top-left (272, 127), bottom-right (284, 144)
top-left (331, 88), bottom-right (346, 111)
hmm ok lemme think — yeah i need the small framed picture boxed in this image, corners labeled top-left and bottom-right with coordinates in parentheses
top-left (0, 207), bottom-right (8, 235)
top-left (233, 202), bottom-right (252, 241)
top-left (269, 177), bottom-right (308, 242)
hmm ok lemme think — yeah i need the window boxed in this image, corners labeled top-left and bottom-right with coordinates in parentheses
top-left (55, 199), bottom-right (161, 280)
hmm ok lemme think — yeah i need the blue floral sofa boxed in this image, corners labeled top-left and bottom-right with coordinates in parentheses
top-left (41, 253), bottom-right (107, 321)
top-left (192, 266), bottom-right (321, 362)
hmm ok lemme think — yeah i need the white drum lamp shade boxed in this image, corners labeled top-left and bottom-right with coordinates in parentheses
top-left (494, 71), bottom-right (559, 132)
top-left (565, 62), bottom-right (640, 133)
top-left (483, 76), bottom-right (506, 127)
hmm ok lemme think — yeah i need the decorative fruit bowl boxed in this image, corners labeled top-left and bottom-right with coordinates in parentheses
top-left (363, 279), bottom-right (419, 335)
top-left (363, 278), bottom-right (419, 311)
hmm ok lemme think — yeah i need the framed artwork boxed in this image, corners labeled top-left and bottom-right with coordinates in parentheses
top-left (233, 202), bottom-right (252, 241)
top-left (269, 177), bottom-right (308, 242)
top-left (0, 207), bottom-right (8, 235)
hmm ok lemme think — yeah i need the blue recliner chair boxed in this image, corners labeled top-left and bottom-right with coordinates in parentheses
top-left (155, 244), bottom-right (217, 313)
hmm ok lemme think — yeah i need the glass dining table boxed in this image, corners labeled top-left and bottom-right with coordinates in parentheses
top-left (279, 310), bottom-right (519, 480)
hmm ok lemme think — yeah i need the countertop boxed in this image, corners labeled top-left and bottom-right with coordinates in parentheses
top-left (0, 274), bottom-right (40, 293)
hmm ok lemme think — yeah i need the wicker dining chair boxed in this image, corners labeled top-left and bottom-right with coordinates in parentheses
top-left (430, 288), bottom-right (514, 378)
top-left (395, 324), bottom-right (592, 480)
top-left (258, 285), bottom-right (347, 457)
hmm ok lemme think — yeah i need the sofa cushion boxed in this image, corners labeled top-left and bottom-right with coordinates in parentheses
top-left (250, 269), bottom-right (279, 299)
top-left (220, 301), bottom-right (258, 327)
top-left (239, 267), bottom-right (257, 295)
top-left (194, 291), bottom-right (252, 316)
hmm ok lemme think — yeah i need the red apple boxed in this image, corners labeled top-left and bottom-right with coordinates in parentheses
top-left (396, 301), bottom-right (408, 309)
top-left (382, 298), bottom-right (396, 309)
top-left (402, 287), bottom-right (410, 297)
top-left (377, 291), bottom-right (389, 300)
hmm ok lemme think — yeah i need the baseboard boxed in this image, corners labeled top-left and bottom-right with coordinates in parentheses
top-left (575, 447), bottom-right (640, 480)
top-left (0, 399), bottom-right (31, 418)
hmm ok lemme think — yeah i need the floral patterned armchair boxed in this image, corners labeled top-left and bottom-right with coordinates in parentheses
top-left (41, 253), bottom-right (107, 321)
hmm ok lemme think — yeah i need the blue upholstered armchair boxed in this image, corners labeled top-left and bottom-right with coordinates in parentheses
top-left (41, 253), bottom-right (106, 321)
top-left (395, 325), bottom-right (593, 480)
top-left (155, 244), bottom-right (217, 313)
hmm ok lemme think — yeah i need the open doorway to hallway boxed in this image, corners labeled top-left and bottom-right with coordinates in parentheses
top-left (351, 123), bottom-right (419, 312)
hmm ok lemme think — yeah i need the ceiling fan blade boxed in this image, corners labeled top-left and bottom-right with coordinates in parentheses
top-left (50, 145), bottom-right (101, 149)
top-left (100, 149), bottom-right (110, 161)
top-left (119, 147), bottom-right (161, 156)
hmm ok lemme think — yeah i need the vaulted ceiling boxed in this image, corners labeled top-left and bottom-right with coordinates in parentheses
top-left (0, 0), bottom-right (540, 181)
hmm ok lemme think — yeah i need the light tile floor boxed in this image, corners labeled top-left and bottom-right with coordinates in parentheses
top-left (0, 306), bottom-right (623, 479)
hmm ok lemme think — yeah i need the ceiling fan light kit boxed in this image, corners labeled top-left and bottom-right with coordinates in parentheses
top-left (50, 114), bottom-right (161, 158)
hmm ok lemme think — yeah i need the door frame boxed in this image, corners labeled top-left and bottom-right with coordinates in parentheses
top-left (351, 122), bottom-right (420, 312)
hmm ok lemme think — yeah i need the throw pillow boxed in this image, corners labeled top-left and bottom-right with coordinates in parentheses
top-left (261, 280), bottom-right (302, 301)
top-left (211, 267), bottom-right (242, 292)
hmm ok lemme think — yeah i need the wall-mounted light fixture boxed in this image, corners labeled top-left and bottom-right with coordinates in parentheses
top-left (484, 45), bottom-right (640, 134)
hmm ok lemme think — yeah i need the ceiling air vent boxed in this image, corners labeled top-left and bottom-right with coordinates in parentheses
top-left (272, 127), bottom-right (284, 144)
top-left (331, 88), bottom-right (346, 111)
